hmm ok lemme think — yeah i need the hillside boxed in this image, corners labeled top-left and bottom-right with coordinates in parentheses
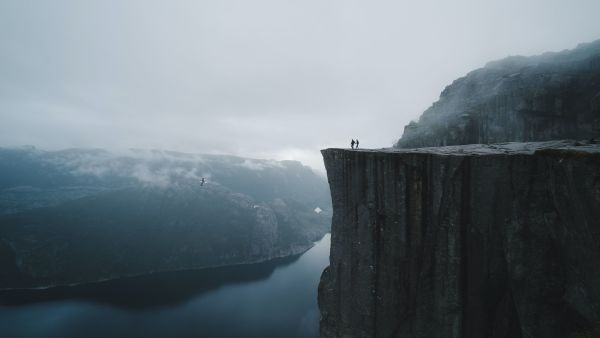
top-left (0, 147), bottom-right (331, 289)
top-left (396, 40), bottom-right (600, 148)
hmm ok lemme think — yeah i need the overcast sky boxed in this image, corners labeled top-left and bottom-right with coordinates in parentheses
top-left (1, 0), bottom-right (599, 172)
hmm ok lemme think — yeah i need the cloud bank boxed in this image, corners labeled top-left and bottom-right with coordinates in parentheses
top-left (1, 0), bottom-right (599, 172)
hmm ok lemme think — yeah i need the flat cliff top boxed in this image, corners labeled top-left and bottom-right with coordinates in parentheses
top-left (324, 139), bottom-right (600, 157)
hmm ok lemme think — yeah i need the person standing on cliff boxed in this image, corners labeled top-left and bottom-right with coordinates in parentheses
top-left (351, 139), bottom-right (355, 149)
top-left (356, 139), bottom-right (359, 149)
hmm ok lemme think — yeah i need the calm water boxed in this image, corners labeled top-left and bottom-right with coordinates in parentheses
top-left (0, 234), bottom-right (330, 338)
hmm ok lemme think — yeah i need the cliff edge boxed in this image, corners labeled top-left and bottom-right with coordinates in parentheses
top-left (319, 140), bottom-right (600, 338)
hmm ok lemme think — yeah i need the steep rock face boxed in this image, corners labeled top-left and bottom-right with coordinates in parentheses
top-left (319, 140), bottom-right (600, 338)
top-left (396, 40), bottom-right (600, 148)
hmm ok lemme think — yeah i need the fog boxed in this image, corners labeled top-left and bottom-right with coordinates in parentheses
top-left (1, 0), bottom-right (599, 172)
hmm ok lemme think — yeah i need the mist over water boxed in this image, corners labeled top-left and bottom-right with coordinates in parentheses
top-left (0, 234), bottom-right (331, 338)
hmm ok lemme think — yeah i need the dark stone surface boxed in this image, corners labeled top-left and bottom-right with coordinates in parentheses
top-left (319, 140), bottom-right (600, 338)
top-left (396, 40), bottom-right (600, 148)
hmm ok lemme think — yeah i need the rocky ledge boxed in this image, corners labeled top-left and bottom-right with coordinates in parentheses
top-left (319, 140), bottom-right (600, 338)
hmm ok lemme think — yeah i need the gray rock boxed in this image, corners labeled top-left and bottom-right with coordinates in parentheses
top-left (319, 140), bottom-right (600, 338)
top-left (396, 40), bottom-right (600, 148)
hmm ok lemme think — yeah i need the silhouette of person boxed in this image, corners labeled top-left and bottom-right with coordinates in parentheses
top-left (356, 139), bottom-right (359, 149)
top-left (201, 178), bottom-right (206, 186)
top-left (351, 139), bottom-right (355, 149)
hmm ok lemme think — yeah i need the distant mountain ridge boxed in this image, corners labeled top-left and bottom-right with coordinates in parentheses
top-left (396, 39), bottom-right (600, 148)
top-left (0, 147), bottom-right (331, 289)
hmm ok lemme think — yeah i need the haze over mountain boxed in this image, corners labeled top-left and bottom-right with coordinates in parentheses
top-left (1, 1), bottom-right (600, 171)
top-left (396, 39), bottom-right (600, 148)
top-left (0, 147), bottom-right (331, 289)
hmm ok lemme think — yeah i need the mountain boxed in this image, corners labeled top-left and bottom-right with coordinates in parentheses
top-left (396, 39), bottom-right (600, 148)
top-left (0, 147), bottom-right (331, 289)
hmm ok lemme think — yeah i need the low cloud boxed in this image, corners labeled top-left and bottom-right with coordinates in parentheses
top-left (1, 1), bottom-right (599, 172)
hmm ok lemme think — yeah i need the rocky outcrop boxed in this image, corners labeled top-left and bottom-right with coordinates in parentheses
top-left (319, 140), bottom-right (600, 338)
top-left (396, 40), bottom-right (600, 148)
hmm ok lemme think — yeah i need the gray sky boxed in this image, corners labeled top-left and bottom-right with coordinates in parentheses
top-left (1, 0), bottom-right (599, 172)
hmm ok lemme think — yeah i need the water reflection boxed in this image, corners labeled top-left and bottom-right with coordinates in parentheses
top-left (0, 254), bottom-right (301, 309)
top-left (0, 234), bottom-right (330, 338)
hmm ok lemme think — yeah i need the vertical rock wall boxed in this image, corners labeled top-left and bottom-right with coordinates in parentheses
top-left (319, 141), bottom-right (600, 338)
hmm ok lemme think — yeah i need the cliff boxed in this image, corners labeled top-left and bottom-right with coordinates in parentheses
top-left (319, 140), bottom-right (600, 338)
top-left (396, 40), bottom-right (600, 148)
